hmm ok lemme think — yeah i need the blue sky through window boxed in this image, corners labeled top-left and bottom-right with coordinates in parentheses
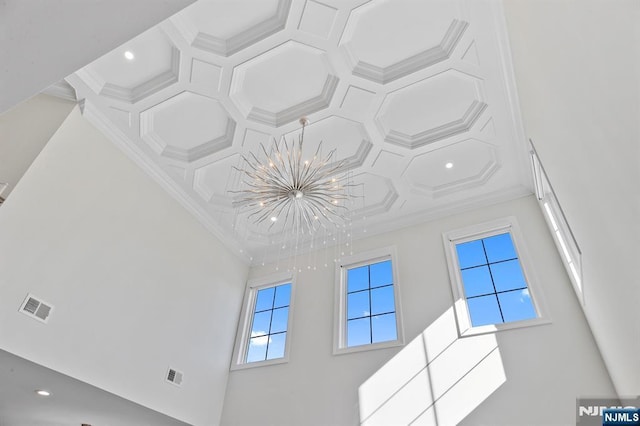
top-left (346, 260), bottom-right (397, 347)
top-left (246, 283), bottom-right (291, 363)
top-left (456, 233), bottom-right (536, 327)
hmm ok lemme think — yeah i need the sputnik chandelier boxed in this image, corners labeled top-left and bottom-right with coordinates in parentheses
top-left (232, 118), bottom-right (354, 239)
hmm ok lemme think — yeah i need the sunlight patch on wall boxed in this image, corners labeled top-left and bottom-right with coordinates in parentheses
top-left (358, 306), bottom-right (506, 425)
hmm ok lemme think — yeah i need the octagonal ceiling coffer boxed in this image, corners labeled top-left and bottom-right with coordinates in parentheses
top-left (404, 138), bottom-right (499, 197)
top-left (376, 70), bottom-right (488, 149)
top-left (172, 0), bottom-right (291, 57)
top-left (193, 153), bottom-right (242, 206)
top-left (140, 92), bottom-right (236, 163)
top-left (351, 173), bottom-right (398, 217)
top-left (78, 28), bottom-right (180, 104)
top-left (230, 41), bottom-right (339, 127)
top-left (280, 116), bottom-right (372, 171)
top-left (341, 0), bottom-right (467, 84)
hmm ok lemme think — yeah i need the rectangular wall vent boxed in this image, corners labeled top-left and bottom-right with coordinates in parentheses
top-left (166, 367), bottom-right (184, 387)
top-left (19, 294), bottom-right (54, 323)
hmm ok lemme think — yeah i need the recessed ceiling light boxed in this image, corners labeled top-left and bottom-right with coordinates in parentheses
top-left (35, 390), bottom-right (50, 396)
top-left (270, 216), bottom-right (278, 222)
top-left (124, 51), bottom-right (135, 60)
top-left (445, 162), bottom-right (453, 169)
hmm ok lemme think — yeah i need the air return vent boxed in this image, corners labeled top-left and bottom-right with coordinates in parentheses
top-left (166, 367), bottom-right (183, 387)
top-left (19, 294), bottom-right (54, 323)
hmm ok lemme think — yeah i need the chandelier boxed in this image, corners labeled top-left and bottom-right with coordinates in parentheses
top-left (228, 117), bottom-right (366, 271)
top-left (232, 118), bottom-right (353, 234)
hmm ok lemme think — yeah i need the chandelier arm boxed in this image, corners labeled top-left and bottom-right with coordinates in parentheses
top-left (263, 141), bottom-right (290, 185)
top-left (298, 157), bottom-right (327, 188)
top-left (320, 159), bottom-right (348, 178)
top-left (299, 205), bottom-right (316, 233)
top-left (300, 159), bottom-right (348, 189)
top-left (247, 150), bottom-right (269, 172)
top-left (296, 141), bottom-right (304, 190)
top-left (302, 182), bottom-right (345, 196)
top-left (298, 139), bottom-right (324, 187)
top-left (260, 140), bottom-right (274, 163)
top-left (274, 198), bottom-right (297, 231)
top-left (234, 158), bottom-right (260, 176)
top-left (247, 204), bottom-right (277, 222)
top-left (249, 196), bottom-right (288, 225)
top-left (303, 198), bottom-right (340, 224)
top-left (267, 160), bottom-right (290, 189)
top-left (302, 200), bottom-right (346, 217)
top-left (301, 145), bottom-right (336, 177)
top-left (284, 139), bottom-right (298, 190)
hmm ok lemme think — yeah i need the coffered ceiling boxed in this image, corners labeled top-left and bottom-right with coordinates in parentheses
top-left (67, 0), bottom-right (532, 263)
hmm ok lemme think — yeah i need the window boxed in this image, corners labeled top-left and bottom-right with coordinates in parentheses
top-left (231, 274), bottom-right (295, 369)
top-left (530, 141), bottom-right (583, 303)
top-left (443, 217), bottom-right (549, 336)
top-left (334, 247), bottom-right (404, 354)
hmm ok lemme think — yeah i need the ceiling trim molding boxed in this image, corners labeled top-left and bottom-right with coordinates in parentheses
top-left (41, 80), bottom-right (78, 102)
top-left (381, 100), bottom-right (487, 149)
top-left (487, 0), bottom-right (533, 191)
top-left (79, 100), bottom-right (250, 264)
top-left (344, 19), bottom-right (469, 84)
top-left (355, 185), bottom-right (533, 249)
top-left (64, 0), bottom-right (535, 263)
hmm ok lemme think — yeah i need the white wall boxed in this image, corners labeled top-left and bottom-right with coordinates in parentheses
top-left (221, 196), bottom-right (614, 426)
top-left (0, 107), bottom-right (248, 426)
top-left (0, 94), bottom-right (75, 198)
top-left (503, 0), bottom-right (640, 396)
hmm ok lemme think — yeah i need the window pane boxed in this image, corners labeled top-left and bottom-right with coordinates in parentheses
top-left (370, 260), bottom-right (392, 288)
top-left (467, 295), bottom-right (503, 327)
top-left (456, 240), bottom-right (487, 269)
top-left (347, 317), bottom-right (371, 347)
top-left (461, 266), bottom-right (494, 297)
top-left (270, 307), bottom-right (289, 333)
top-left (255, 287), bottom-right (275, 312)
top-left (251, 311), bottom-right (272, 336)
top-left (347, 266), bottom-right (369, 292)
top-left (370, 285), bottom-right (395, 315)
top-left (490, 260), bottom-right (527, 292)
top-left (266, 332), bottom-right (286, 360)
top-left (247, 336), bottom-right (268, 362)
top-left (483, 233), bottom-right (517, 263)
top-left (347, 291), bottom-right (370, 320)
top-left (498, 289), bottom-right (536, 322)
top-left (273, 283), bottom-right (291, 308)
top-left (371, 313), bottom-right (397, 343)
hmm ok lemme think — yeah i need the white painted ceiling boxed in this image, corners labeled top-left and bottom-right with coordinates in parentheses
top-left (0, 349), bottom-right (189, 426)
top-left (67, 0), bottom-right (532, 263)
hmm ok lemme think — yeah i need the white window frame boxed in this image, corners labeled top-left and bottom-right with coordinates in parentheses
top-left (530, 140), bottom-right (584, 305)
top-left (443, 217), bottom-right (551, 337)
top-left (333, 246), bottom-right (404, 355)
top-left (230, 272), bottom-right (296, 370)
